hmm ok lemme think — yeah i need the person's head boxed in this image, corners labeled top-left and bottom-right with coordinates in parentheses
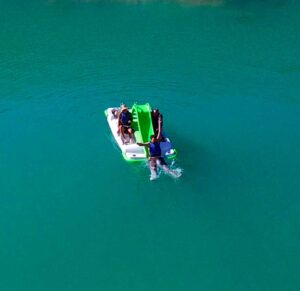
top-left (150, 134), bottom-right (157, 142)
top-left (120, 103), bottom-right (128, 112)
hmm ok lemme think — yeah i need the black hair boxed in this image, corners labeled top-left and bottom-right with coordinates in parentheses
top-left (150, 134), bottom-right (156, 139)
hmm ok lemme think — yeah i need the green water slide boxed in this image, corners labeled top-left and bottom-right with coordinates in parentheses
top-left (131, 103), bottom-right (154, 143)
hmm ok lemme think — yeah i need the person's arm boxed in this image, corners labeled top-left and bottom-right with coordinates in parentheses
top-left (159, 114), bottom-right (163, 128)
top-left (156, 115), bottom-right (162, 140)
top-left (137, 142), bottom-right (149, 147)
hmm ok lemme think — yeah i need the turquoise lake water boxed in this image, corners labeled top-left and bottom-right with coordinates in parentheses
top-left (1, 0), bottom-right (300, 290)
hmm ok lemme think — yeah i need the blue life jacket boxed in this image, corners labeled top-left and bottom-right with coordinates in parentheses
top-left (120, 111), bottom-right (130, 125)
top-left (149, 142), bottom-right (161, 157)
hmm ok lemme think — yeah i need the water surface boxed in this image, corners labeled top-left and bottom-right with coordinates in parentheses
top-left (1, 1), bottom-right (300, 290)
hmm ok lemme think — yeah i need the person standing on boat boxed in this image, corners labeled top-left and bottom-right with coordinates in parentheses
top-left (118, 104), bottom-right (134, 144)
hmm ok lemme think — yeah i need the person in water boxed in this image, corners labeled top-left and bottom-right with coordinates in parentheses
top-left (137, 134), bottom-right (180, 180)
top-left (151, 108), bottom-right (164, 140)
top-left (118, 104), bottom-right (134, 144)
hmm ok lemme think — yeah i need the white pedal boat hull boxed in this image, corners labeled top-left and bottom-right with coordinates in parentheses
top-left (105, 106), bottom-right (177, 162)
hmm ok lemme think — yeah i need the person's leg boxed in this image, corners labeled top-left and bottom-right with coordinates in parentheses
top-left (117, 124), bottom-right (122, 135)
top-left (149, 159), bottom-right (158, 180)
top-left (157, 158), bottom-right (181, 178)
top-left (128, 128), bottom-right (135, 143)
top-left (123, 127), bottom-right (132, 144)
top-left (120, 126), bottom-right (126, 143)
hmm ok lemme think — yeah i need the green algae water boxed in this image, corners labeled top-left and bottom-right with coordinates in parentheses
top-left (1, 1), bottom-right (300, 290)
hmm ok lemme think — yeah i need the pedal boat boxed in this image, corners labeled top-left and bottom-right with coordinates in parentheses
top-left (104, 103), bottom-right (177, 162)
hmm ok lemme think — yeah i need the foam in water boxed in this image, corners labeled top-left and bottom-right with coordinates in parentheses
top-left (149, 159), bottom-right (183, 181)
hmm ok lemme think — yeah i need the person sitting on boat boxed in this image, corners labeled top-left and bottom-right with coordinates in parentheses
top-left (118, 104), bottom-right (134, 144)
top-left (137, 132), bottom-right (180, 180)
top-left (151, 108), bottom-right (164, 140)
